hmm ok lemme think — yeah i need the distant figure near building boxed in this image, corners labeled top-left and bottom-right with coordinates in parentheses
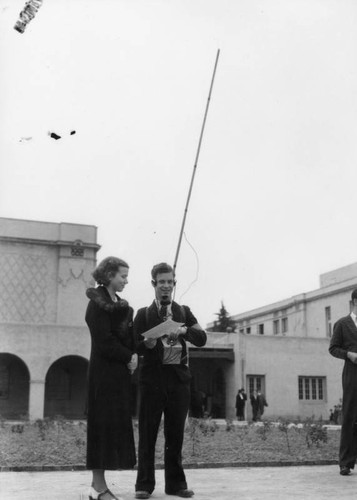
top-left (190, 386), bottom-right (205, 418)
top-left (257, 391), bottom-right (268, 420)
top-left (329, 288), bottom-right (357, 476)
top-left (250, 390), bottom-right (259, 422)
top-left (235, 388), bottom-right (247, 421)
top-left (329, 409), bottom-right (334, 423)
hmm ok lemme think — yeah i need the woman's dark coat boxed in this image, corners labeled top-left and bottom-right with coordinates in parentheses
top-left (85, 286), bottom-right (136, 470)
top-left (235, 392), bottom-right (247, 417)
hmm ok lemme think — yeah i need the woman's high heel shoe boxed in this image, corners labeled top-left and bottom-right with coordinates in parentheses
top-left (89, 486), bottom-right (122, 500)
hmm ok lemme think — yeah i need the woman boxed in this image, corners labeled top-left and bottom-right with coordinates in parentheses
top-left (85, 257), bottom-right (137, 500)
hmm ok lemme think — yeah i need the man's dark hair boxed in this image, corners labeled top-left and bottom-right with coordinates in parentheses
top-left (351, 289), bottom-right (357, 301)
top-left (151, 262), bottom-right (175, 281)
top-left (92, 256), bottom-right (129, 286)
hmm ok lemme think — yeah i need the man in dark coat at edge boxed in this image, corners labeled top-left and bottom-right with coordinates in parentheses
top-left (329, 288), bottom-right (357, 476)
top-left (134, 262), bottom-right (207, 499)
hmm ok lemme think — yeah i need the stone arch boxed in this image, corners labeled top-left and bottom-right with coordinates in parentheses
top-left (0, 353), bottom-right (30, 419)
top-left (44, 355), bottom-right (88, 419)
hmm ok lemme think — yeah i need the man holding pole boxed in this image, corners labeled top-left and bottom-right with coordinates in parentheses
top-left (134, 262), bottom-right (207, 499)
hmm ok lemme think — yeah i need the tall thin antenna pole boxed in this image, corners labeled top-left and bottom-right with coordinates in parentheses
top-left (173, 49), bottom-right (220, 274)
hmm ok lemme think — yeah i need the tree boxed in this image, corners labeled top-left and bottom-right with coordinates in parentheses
top-left (210, 301), bottom-right (236, 332)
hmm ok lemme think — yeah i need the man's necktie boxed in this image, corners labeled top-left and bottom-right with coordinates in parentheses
top-left (160, 305), bottom-right (168, 321)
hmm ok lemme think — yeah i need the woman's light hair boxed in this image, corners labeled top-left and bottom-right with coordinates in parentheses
top-left (92, 256), bottom-right (129, 286)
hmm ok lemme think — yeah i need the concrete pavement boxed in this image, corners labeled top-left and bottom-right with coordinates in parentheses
top-left (0, 465), bottom-right (355, 500)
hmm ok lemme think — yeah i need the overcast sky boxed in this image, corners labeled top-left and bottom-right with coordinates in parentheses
top-left (1, 0), bottom-right (357, 326)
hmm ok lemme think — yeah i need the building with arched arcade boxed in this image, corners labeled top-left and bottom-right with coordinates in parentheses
top-left (0, 216), bottom-right (351, 421)
top-left (0, 217), bottom-right (99, 420)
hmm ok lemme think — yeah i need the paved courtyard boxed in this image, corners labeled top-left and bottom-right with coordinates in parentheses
top-left (0, 465), bottom-right (356, 500)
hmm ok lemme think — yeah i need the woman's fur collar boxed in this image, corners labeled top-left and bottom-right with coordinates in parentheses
top-left (86, 286), bottom-right (129, 313)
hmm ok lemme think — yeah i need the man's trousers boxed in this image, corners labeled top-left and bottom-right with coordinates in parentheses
top-left (135, 365), bottom-right (190, 494)
top-left (340, 362), bottom-right (357, 468)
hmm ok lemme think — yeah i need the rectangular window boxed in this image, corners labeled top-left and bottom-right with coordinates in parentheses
top-left (246, 327), bottom-right (251, 334)
top-left (311, 378), bottom-right (316, 400)
top-left (298, 377), bottom-right (325, 401)
top-left (298, 377), bottom-right (303, 400)
top-left (282, 317), bottom-right (288, 333)
top-left (273, 319), bottom-right (280, 335)
top-left (258, 324), bottom-right (264, 335)
top-left (304, 378), bottom-right (310, 399)
top-left (249, 377), bottom-right (255, 395)
top-left (325, 306), bottom-right (332, 337)
top-left (247, 375), bottom-right (265, 396)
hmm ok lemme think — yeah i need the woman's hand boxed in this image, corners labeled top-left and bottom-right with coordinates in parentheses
top-left (144, 338), bottom-right (157, 349)
top-left (127, 353), bottom-right (138, 374)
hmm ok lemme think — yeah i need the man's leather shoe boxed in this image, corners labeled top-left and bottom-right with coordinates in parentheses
top-left (166, 489), bottom-right (194, 498)
top-left (135, 492), bottom-right (151, 499)
top-left (340, 466), bottom-right (351, 476)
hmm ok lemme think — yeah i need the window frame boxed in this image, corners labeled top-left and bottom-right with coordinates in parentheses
top-left (298, 376), bottom-right (326, 402)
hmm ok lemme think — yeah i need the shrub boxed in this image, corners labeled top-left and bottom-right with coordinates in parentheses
top-left (256, 421), bottom-right (272, 441)
top-left (225, 419), bottom-right (235, 432)
top-left (187, 418), bottom-right (200, 456)
top-left (304, 418), bottom-right (328, 448)
top-left (199, 417), bottom-right (218, 436)
top-left (277, 418), bottom-right (291, 453)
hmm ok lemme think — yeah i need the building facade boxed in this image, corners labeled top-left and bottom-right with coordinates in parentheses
top-left (0, 217), bottom-right (99, 420)
top-left (201, 263), bottom-right (357, 420)
top-left (0, 216), bottom-right (354, 422)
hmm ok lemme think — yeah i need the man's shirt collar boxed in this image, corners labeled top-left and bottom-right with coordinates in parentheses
top-left (155, 299), bottom-right (172, 315)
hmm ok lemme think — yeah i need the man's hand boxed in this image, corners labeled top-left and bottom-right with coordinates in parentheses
top-left (347, 352), bottom-right (357, 364)
top-left (127, 353), bottom-right (138, 374)
top-left (144, 338), bottom-right (157, 349)
top-left (167, 326), bottom-right (187, 345)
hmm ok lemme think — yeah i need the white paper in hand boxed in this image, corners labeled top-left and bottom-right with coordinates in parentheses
top-left (142, 319), bottom-right (184, 339)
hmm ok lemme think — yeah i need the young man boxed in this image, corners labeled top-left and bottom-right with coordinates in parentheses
top-left (134, 263), bottom-right (207, 499)
top-left (329, 289), bottom-right (357, 475)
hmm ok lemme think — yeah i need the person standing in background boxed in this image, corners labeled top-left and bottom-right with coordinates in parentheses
top-left (250, 390), bottom-right (259, 422)
top-left (235, 388), bottom-right (247, 421)
top-left (257, 390), bottom-right (268, 420)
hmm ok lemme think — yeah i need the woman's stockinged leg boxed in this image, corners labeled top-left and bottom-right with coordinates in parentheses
top-left (92, 469), bottom-right (107, 491)
top-left (91, 470), bottom-right (123, 500)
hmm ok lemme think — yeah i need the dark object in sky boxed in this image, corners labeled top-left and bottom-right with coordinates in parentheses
top-left (49, 132), bottom-right (61, 140)
top-left (70, 130), bottom-right (76, 135)
top-left (14, 0), bottom-right (43, 34)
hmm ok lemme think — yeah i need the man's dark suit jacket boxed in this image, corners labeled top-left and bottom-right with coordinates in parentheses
top-left (329, 314), bottom-right (357, 468)
top-left (135, 300), bottom-right (207, 386)
top-left (329, 315), bottom-right (357, 360)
